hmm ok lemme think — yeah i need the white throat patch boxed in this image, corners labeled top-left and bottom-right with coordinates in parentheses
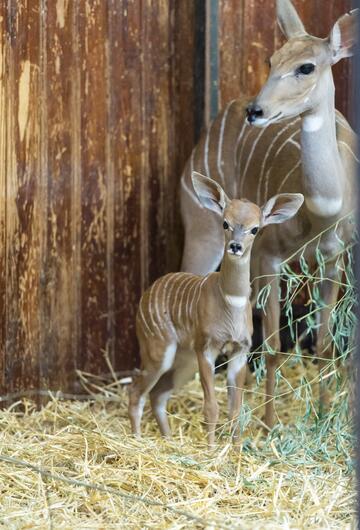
top-left (302, 114), bottom-right (324, 132)
top-left (305, 195), bottom-right (342, 217)
top-left (223, 294), bottom-right (248, 308)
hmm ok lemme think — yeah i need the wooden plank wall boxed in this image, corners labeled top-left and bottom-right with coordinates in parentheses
top-left (0, 0), bottom-right (197, 398)
top-left (218, 0), bottom-right (352, 120)
top-left (0, 0), bottom-right (354, 397)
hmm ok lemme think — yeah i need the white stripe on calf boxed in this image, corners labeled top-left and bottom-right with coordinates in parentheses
top-left (138, 299), bottom-right (154, 338)
top-left (161, 274), bottom-right (174, 320)
top-left (176, 275), bottom-right (194, 326)
top-left (189, 279), bottom-right (201, 321)
top-left (195, 275), bottom-right (209, 325)
top-left (166, 274), bottom-right (185, 326)
top-left (184, 277), bottom-right (199, 327)
top-left (148, 281), bottom-right (165, 339)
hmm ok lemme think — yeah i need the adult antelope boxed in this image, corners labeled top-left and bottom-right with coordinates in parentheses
top-left (180, 0), bottom-right (358, 428)
top-left (129, 172), bottom-right (303, 446)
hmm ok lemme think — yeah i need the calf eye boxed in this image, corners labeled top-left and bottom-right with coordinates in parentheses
top-left (297, 63), bottom-right (315, 75)
top-left (223, 221), bottom-right (229, 230)
top-left (251, 227), bottom-right (258, 235)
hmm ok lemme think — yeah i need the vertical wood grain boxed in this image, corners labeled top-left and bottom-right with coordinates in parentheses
top-left (40, 0), bottom-right (76, 391)
top-left (0, 3), bottom-right (7, 395)
top-left (78, 0), bottom-right (109, 375)
top-left (108, 0), bottom-right (144, 371)
top-left (5, 0), bottom-right (43, 397)
top-left (0, 1), bottom-right (352, 399)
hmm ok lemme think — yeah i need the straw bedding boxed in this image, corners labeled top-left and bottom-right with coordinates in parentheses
top-left (0, 358), bottom-right (355, 529)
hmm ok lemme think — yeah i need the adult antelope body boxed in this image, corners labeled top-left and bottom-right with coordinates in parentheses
top-left (129, 172), bottom-right (303, 445)
top-left (180, 0), bottom-right (358, 428)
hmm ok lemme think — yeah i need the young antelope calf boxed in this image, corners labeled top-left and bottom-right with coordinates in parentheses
top-left (129, 173), bottom-right (304, 446)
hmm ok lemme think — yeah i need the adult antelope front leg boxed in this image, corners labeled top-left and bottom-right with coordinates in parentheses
top-left (259, 259), bottom-right (281, 429)
top-left (317, 263), bottom-right (341, 412)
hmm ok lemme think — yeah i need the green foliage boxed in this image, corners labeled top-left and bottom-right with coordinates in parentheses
top-left (250, 213), bottom-right (356, 459)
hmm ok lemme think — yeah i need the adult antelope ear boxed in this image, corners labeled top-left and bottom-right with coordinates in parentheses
top-left (192, 172), bottom-right (230, 215)
top-left (277, 0), bottom-right (306, 40)
top-left (328, 9), bottom-right (358, 64)
top-left (262, 193), bottom-right (304, 226)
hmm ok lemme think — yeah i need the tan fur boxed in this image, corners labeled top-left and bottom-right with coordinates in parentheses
top-left (180, 1), bottom-right (358, 428)
top-left (129, 175), bottom-right (303, 446)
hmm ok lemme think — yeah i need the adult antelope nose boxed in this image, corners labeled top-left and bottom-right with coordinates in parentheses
top-left (230, 242), bottom-right (242, 254)
top-left (246, 104), bottom-right (264, 124)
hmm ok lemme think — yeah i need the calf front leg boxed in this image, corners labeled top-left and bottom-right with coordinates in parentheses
top-left (227, 350), bottom-right (248, 446)
top-left (197, 345), bottom-right (219, 448)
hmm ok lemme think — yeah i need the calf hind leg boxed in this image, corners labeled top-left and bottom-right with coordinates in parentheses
top-left (150, 371), bottom-right (174, 437)
top-left (128, 342), bottom-right (177, 436)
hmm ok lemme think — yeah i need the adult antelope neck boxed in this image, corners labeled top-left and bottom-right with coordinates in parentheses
top-left (300, 70), bottom-right (344, 217)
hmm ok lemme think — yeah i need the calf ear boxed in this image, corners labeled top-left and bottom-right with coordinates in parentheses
top-left (329, 9), bottom-right (358, 64)
top-left (192, 172), bottom-right (230, 215)
top-left (277, 0), bottom-right (306, 40)
top-left (262, 193), bottom-right (304, 226)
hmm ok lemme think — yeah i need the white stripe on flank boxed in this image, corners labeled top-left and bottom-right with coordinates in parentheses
top-left (166, 274), bottom-right (186, 327)
top-left (240, 123), bottom-right (269, 194)
top-left (256, 118), bottom-right (300, 203)
top-left (138, 299), bottom-right (153, 338)
top-left (148, 281), bottom-right (164, 339)
top-left (190, 148), bottom-right (195, 175)
top-left (237, 128), bottom-right (254, 194)
top-left (184, 276), bottom-right (198, 326)
top-left (335, 114), bottom-right (353, 132)
top-left (195, 274), bottom-right (209, 325)
top-left (161, 274), bottom-right (174, 318)
top-left (189, 279), bottom-right (201, 319)
top-left (218, 100), bottom-right (236, 183)
top-left (177, 275), bottom-right (195, 327)
top-left (288, 138), bottom-right (300, 149)
top-left (338, 141), bottom-right (359, 163)
top-left (278, 160), bottom-right (302, 193)
top-left (234, 119), bottom-right (248, 166)
top-left (205, 120), bottom-right (214, 180)
top-left (273, 130), bottom-right (301, 159)
top-left (263, 131), bottom-right (301, 200)
top-left (180, 175), bottom-right (196, 200)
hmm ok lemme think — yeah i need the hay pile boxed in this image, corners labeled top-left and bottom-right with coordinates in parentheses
top-left (0, 358), bottom-right (355, 529)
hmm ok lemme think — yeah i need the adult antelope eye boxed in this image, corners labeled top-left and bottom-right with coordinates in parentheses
top-left (223, 221), bottom-right (229, 230)
top-left (297, 63), bottom-right (315, 75)
top-left (251, 227), bottom-right (259, 235)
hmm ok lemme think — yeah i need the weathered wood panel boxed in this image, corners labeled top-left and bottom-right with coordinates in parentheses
top-left (218, 0), bottom-right (352, 119)
top-left (0, 0), bottom-right (353, 397)
top-left (0, 3), bottom-right (6, 396)
top-left (0, 0), bottom-right (197, 397)
top-left (5, 0), bottom-right (43, 397)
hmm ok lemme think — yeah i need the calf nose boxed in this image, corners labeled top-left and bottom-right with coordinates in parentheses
top-left (246, 104), bottom-right (264, 124)
top-left (230, 242), bottom-right (243, 254)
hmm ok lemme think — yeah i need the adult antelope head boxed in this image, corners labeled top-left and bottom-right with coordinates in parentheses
top-left (246, 0), bottom-right (358, 128)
